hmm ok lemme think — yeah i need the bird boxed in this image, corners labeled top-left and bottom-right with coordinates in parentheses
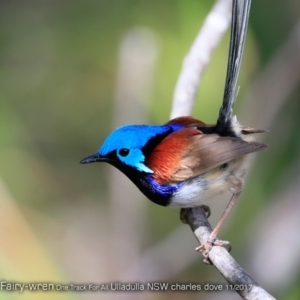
top-left (80, 0), bottom-right (266, 260)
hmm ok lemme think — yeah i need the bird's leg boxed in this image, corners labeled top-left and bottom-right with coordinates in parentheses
top-left (196, 191), bottom-right (241, 263)
top-left (180, 205), bottom-right (211, 224)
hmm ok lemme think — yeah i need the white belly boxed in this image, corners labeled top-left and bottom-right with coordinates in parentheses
top-left (168, 158), bottom-right (247, 208)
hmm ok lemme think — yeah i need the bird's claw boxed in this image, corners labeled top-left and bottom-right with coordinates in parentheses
top-left (196, 235), bottom-right (231, 264)
top-left (200, 205), bottom-right (211, 218)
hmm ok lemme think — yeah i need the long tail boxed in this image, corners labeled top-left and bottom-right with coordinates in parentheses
top-left (216, 0), bottom-right (252, 133)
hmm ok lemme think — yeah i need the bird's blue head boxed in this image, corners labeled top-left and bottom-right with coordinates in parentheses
top-left (80, 124), bottom-right (175, 173)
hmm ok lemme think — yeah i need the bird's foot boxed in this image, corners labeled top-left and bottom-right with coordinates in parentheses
top-left (196, 235), bottom-right (231, 264)
top-left (180, 205), bottom-right (211, 224)
top-left (200, 205), bottom-right (211, 218)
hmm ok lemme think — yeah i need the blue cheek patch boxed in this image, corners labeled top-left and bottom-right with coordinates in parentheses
top-left (118, 148), bottom-right (153, 173)
top-left (136, 163), bottom-right (153, 173)
top-left (147, 174), bottom-right (182, 197)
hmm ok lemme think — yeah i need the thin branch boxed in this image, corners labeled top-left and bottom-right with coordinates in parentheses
top-left (170, 0), bottom-right (275, 299)
top-left (185, 207), bottom-right (275, 300)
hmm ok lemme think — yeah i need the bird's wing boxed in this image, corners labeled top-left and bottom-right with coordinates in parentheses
top-left (171, 133), bottom-right (266, 182)
top-left (146, 128), bottom-right (267, 184)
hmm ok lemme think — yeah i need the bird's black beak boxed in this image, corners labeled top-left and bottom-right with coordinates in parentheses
top-left (80, 153), bottom-right (105, 164)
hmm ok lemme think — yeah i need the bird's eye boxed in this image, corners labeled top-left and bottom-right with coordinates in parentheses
top-left (118, 148), bottom-right (130, 157)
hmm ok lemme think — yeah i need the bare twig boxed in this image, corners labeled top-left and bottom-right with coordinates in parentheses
top-left (170, 0), bottom-right (275, 299)
top-left (185, 207), bottom-right (275, 299)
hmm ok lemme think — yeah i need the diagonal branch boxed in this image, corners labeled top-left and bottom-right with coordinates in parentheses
top-left (171, 0), bottom-right (275, 299)
top-left (186, 207), bottom-right (275, 299)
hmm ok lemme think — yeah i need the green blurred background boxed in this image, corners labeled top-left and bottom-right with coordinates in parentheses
top-left (1, 0), bottom-right (300, 299)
